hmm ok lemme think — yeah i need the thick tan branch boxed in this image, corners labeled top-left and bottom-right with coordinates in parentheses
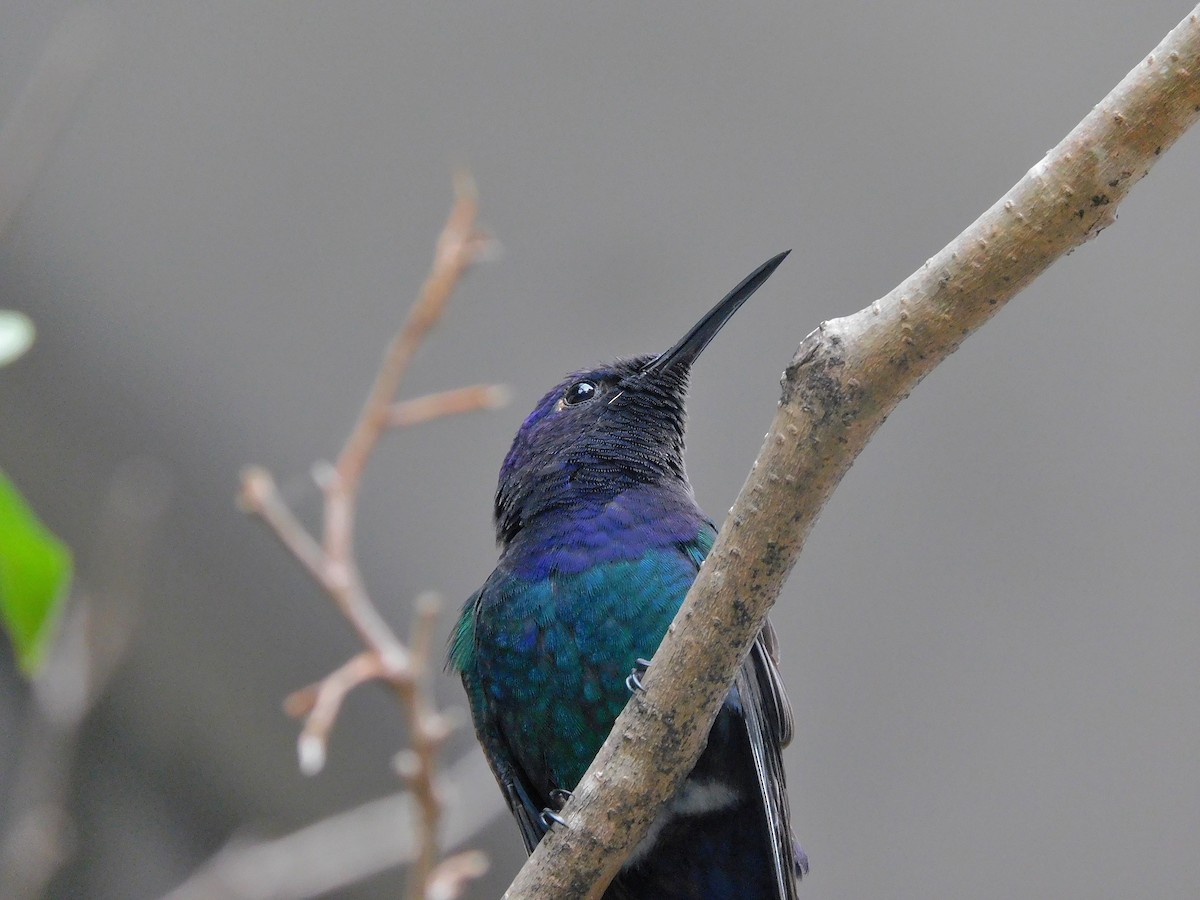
top-left (504, 8), bottom-right (1200, 897)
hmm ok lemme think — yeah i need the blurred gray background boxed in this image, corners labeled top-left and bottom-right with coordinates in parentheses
top-left (1, 2), bottom-right (1198, 898)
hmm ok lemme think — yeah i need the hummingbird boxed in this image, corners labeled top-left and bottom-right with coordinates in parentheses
top-left (448, 253), bottom-right (806, 898)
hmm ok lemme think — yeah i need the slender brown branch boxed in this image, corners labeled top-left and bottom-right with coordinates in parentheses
top-left (504, 8), bottom-right (1200, 897)
top-left (294, 652), bottom-right (386, 776)
top-left (239, 179), bottom-right (495, 688)
top-left (238, 181), bottom-right (502, 900)
top-left (328, 173), bottom-right (493, 566)
top-left (238, 467), bottom-right (329, 589)
top-left (393, 593), bottom-right (455, 898)
top-left (386, 384), bottom-right (511, 429)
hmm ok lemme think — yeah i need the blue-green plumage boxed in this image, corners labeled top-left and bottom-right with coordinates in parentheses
top-left (452, 519), bottom-right (714, 798)
top-left (449, 254), bottom-right (805, 898)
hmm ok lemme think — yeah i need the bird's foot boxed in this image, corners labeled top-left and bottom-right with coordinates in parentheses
top-left (625, 657), bottom-right (653, 693)
top-left (540, 788), bottom-right (574, 829)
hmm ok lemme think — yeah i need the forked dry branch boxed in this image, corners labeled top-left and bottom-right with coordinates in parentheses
top-left (238, 178), bottom-right (503, 900)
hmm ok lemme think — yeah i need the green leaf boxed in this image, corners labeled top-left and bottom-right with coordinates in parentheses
top-left (0, 469), bottom-right (72, 675)
top-left (0, 311), bottom-right (35, 367)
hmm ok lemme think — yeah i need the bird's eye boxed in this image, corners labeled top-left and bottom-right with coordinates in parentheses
top-left (563, 380), bottom-right (597, 406)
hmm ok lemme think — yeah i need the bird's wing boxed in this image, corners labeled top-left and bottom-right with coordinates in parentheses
top-left (738, 624), bottom-right (806, 895)
top-left (447, 587), bottom-right (547, 853)
top-left (683, 525), bottom-right (803, 887)
top-left (755, 618), bottom-right (795, 746)
top-left (474, 710), bottom-right (547, 853)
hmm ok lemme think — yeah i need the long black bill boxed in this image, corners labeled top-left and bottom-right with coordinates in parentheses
top-left (643, 250), bottom-right (790, 376)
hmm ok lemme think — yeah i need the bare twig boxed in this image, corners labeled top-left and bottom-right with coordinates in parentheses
top-left (292, 651), bottom-right (385, 776)
top-left (238, 181), bottom-right (500, 900)
top-left (334, 172), bottom-right (495, 498)
top-left (504, 8), bottom-right (1200, 897)
top-left (386, 384), bottom-right (511, 429)
top-left (238, 467), bottom-right (329, 591)
top-left (391, 593), bottom-right (457, 895)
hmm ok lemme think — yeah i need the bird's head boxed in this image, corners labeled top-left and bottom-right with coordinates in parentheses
top-left (493, 252), bottom-right (789, 546)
